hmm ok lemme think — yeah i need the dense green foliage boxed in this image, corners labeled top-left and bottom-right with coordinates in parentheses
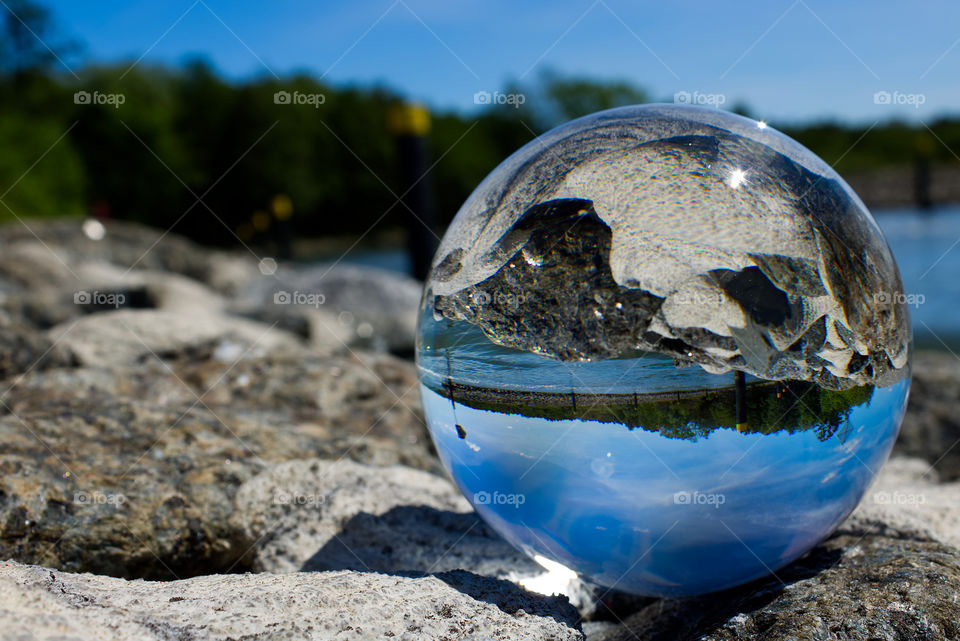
top-left (2, 1), bottom-right (959, 245)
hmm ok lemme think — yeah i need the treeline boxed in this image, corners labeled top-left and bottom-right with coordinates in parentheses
top-left (2, 2), bottom-right (959, 246)
top-left (450, 379), bottom-right (875, 442)
top-left (0, 59), bottom-right (535, 244)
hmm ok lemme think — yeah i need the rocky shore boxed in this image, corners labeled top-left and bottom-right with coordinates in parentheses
top-left (1, 219), bottom-right (959, 640)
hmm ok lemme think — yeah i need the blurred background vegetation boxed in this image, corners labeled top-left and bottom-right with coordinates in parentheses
top-left (2, 0), bottom-right (959, 249)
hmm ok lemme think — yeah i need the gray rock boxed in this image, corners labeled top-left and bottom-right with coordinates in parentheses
top-left (434, 203), bottom-right (662, 363)
top-left (236, 263), bottom-right (422, 354)
top-left (205, 250), bottom-right (264, 295)
top-left (0, 240), bottom-right (80, 292)
top-left (0, 287), bottom-right (80, 329)
top-left (0, 219), bottom-right (214, 286)
top-left (590, 533), bottom-right (960, 641)
top-left (845, 456), bottom-right (960, 548)
top-left (70, 262), bottom-right (229, 314)
top-left (0, 561), bottom-right (583, 641)
top-left (233, 458), bottom-right (646, 619)
top-left (0, 352), bottom-right (436, 579)
top-left (895, 350), bottom-right (960, 480)
top-left (228, 301), bottom-right (356, 354)
top-left (0, 221), bottom-right (415, 359)
top-left (232, 459), bottom-right (544, 583)
top-left (47, 309), bottom-right (305, 367)
top-left (0, 220), bottom-right (273, 314)
top-left (583, 621), bottom-right (620, 638)
top-left (0, 318), bottom-right (73, 379)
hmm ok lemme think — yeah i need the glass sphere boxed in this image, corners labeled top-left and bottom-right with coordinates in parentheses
top-left (416, 104), bottom-right (911, 597)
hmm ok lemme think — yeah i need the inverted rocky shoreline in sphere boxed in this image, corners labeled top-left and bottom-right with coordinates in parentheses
top-left (1, 220), bottom-right (959, 640)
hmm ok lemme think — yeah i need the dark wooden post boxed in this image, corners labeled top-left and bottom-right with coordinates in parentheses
top-left (388, 102), bottom-right (438, 281)
top-left (735, 371), bottom-right (748, 432)
top-left (270, 193), bottom-right (293, 259)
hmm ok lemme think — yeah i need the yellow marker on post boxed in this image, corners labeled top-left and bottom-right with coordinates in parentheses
top-left (271, 194), bottom-right (293, 221)
top-left (387, 102), bottom-right (431, 137)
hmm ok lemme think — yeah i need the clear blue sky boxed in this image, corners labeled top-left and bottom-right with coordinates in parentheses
top-left (41, 0), bottom-right (960, 124)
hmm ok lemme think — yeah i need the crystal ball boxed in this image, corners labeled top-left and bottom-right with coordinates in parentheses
top-left (416, 104), bottom-right (911, 597)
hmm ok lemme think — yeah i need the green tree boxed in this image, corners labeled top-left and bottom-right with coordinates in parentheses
top-left (0, 113), bottom-right (85, 221)
top-left (68, 65), bottom-right (191, 228)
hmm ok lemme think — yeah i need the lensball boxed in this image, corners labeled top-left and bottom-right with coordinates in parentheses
top-left (416, 104), bottom-right (911, 597)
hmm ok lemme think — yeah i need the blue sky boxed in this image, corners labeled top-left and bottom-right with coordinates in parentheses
top-left (41, 0), bottom-right (960, 124)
